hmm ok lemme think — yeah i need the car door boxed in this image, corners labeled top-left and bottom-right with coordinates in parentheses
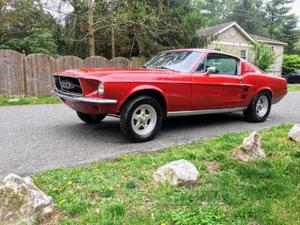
top-left (191, 53), bottom-right (249, 110)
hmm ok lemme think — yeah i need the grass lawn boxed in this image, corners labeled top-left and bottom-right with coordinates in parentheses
top-left (0, 95), bottom-right (60, 106)
top-left (288, 84), bottom-right (300, 92)
top-left (34, 125), bottom-right (300, 225)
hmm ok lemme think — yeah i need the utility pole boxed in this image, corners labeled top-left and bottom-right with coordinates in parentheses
top-left (88, 0), bottom-right (95, 56)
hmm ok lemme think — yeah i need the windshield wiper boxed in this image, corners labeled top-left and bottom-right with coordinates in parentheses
top-left (143, 65), bottom-right (176, 71)
top-left (155, 66), bottom-right (171, 70)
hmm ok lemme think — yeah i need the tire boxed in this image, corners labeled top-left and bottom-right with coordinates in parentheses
top-left (243, 91), bottom-right (271, 123)
top-left (120, 96), bottom-right (163, 142)
top-left (76, 111), bottom-right (106, 124)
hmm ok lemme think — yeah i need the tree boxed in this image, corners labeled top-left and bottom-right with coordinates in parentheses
top-left (227, 0), bottom-right (268, 35)
top-left (295, 39), bottom-right (300, 54)
top-left (62, 0), bottom-right (89, 58)
top-left (278, 14), bottom-right (300, 54)
top-left (265, 0), bottom-right (299, 54)
top-left (252, 41), bottom-right (276, 71)
top-left (87, 0), bottom-right (95, 56)
top-left (202, 0), bottom-right (235, 26)
top-left (0, 30), bottom-right (58, 55)
top-left (91, 0), bottom-right (207, 58)
top-left (137, 0), bottom-right (206, 56)
top-left (0, 0), bottom-right (61, 56)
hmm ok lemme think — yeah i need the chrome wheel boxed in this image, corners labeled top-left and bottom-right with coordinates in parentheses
top-left (256, 95), bottom-right (269, 118)
top-left (131, 104), bottom-right (157, 136)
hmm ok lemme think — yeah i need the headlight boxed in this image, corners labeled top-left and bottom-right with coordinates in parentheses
top-left (98, 82), bottom-right (105, 95)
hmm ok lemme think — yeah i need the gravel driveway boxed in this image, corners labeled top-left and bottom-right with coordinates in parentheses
top-left (0, 92), bottom-right (299, 178)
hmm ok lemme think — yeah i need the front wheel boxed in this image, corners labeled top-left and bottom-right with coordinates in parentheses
top-left (76, 111), bottom-right (106, 124)
top-left (243, 92), bottom-right (271, 123)
top-left (120, 96), bottom-right (163, 142)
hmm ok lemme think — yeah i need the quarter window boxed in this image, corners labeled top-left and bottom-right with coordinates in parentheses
top-left (196, 54), bottom-right (240, 76)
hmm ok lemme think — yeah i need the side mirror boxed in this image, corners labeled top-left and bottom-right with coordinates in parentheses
top-left (205, 66), bottom-right (216, 75)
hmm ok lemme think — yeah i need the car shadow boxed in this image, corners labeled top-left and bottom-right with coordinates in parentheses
top-left (55, 112), bottom-right (246, 144)
top-left (162, 112), bottom-right (245, 131)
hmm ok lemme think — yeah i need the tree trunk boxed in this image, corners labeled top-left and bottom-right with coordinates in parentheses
top-left (88, 0), bottom-right (95, 56)
top-left (111, 25), bottom-right (115, 58)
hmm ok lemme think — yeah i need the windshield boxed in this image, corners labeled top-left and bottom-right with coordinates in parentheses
top-left (144, 51), bottom-right (202, 72)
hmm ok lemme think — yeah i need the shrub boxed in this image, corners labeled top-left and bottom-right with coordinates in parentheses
top-left (252, 41), bottom-right (276, 71)
top-left (282, 54), bottom-right (300, 74)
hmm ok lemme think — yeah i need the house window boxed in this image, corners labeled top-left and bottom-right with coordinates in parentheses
top-left (240, 50), bottom-right (247, 59)
top-left (269, 46), bottom-right (274, 51)
top-left (215, 48), bottom-right (221, 51)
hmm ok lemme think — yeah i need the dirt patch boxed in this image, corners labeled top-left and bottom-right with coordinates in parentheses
top-left (248, 221), bottom-right (260, 225)
top-left (40, 209), bottom-right (62, 225)
top-left (204, 160), bottom-right (220, 172)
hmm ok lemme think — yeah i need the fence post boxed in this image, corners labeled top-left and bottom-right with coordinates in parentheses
top-left (22, 53), bottom-right (28, 97)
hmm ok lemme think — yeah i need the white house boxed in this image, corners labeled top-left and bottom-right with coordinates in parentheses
top-left (197, 21), bottom-right (287, 76)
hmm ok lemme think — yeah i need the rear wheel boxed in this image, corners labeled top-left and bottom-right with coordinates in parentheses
top-left (243, 91), bottom-right (271, 122)
top-left (76, 111), bottom-right (106, 124)
top-left (120, 96), bottom-right (163, 142)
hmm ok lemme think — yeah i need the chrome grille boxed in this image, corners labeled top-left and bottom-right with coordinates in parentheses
top-left (53, 75), bottom-right (83, 96)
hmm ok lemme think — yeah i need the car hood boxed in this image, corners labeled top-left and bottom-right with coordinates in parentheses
top-left (55, 67), bottom-right (177, 79)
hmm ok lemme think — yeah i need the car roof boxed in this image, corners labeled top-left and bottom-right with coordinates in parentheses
top-left (163, 48), bottom-right (243, 60)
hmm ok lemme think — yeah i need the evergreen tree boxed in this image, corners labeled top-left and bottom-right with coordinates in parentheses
top-left (227, 0), bottom-right (268, 35)
top-left (265, 0), bottom-right (299, 54)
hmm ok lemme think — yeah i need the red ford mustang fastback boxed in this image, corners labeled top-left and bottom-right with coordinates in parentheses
top-left (53, 49), bottom-right (287, 142)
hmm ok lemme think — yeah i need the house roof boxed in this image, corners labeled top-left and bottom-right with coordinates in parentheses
top-left (197, 21), bottom-right (287, 46)
top-left (196, 21), bottom-right (234, 37)
top-left (196, 21), bottom-right (254, 43)
top-left (250, 34), bottom-right (287, 46)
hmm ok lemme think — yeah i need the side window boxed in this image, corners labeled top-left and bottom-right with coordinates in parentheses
top-left (196, 54), bottom-right (240, 75)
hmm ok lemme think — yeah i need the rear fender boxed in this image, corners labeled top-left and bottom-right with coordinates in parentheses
top-left (254, 87), bottom-right (273, 98)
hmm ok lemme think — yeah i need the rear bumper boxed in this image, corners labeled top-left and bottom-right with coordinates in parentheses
top-left (53, 90), bottom-right (117, 104)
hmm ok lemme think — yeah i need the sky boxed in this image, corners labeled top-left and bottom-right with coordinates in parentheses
top-left (291, 0), bottom-right (300, 25)
top-left (42, 0), bottom-right (73, 23)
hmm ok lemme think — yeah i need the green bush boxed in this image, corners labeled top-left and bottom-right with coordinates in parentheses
top-left (282, 54), bottom-right (300, 74)
top-left (0, 29), bottom-right (59, 56)
top-left (252, 41), bottom-right (276, 71)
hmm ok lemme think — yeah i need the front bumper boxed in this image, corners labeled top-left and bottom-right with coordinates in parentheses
top-left (53, 90), bottom-right (117, 104)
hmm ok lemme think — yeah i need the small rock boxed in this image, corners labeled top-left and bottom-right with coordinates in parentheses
top-left (232, 131), bottom-right (266, 162)
top-left (0, 174), bottom-right (53, 225)
top-left (199, 200), bottom-right (209, 206)
top-left (289, 124), bottom-right (300, 143)
top-left (153, 159), bottom-right (199, 186)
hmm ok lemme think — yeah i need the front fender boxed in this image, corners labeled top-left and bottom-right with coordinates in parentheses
top-left (116, 84), bottom-right (167, 112)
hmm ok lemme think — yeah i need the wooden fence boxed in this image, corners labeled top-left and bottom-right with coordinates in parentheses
top-left (0, 50), bottom-right (146, 96)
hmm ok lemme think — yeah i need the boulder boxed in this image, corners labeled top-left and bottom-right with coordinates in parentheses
top-left (0, 174), bottom-right (53, 225)
top-left (232, 131), bottom-right (266, 162)
top-left (288, 124), bottom-right (300, 143)
top-left (153, 159), bottom-right (199, 186)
